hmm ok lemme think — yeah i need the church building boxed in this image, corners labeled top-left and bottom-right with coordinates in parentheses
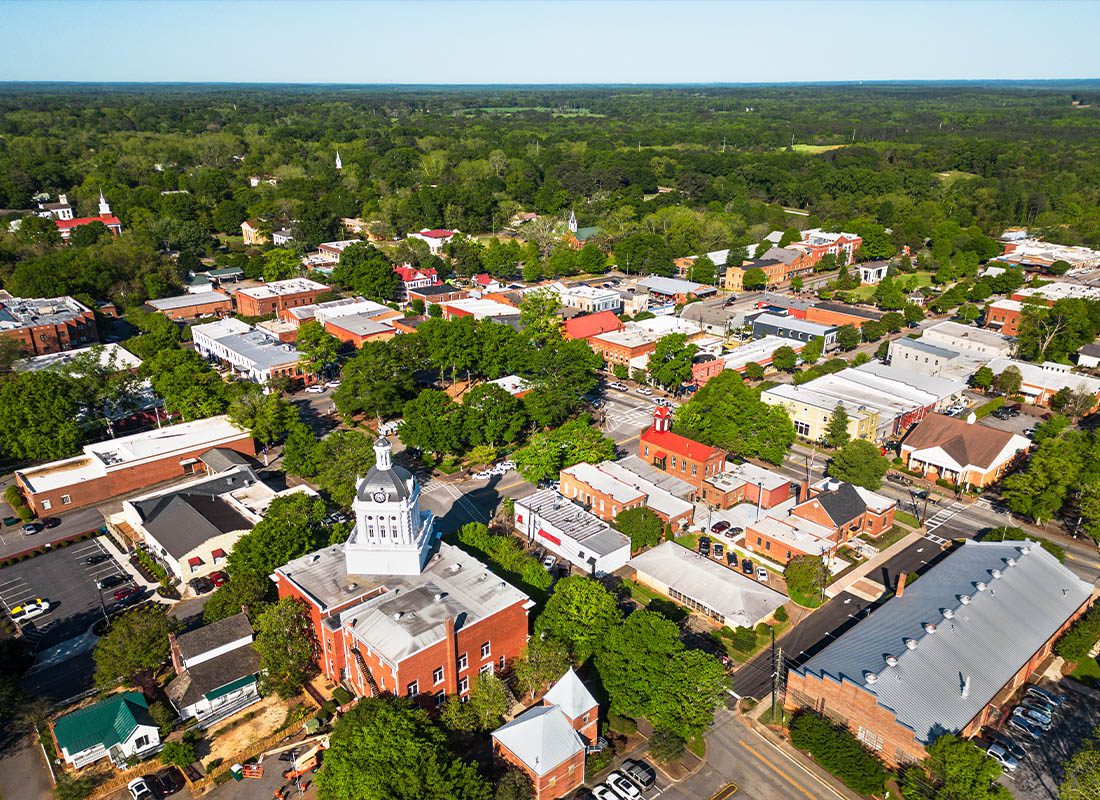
top-left (274, 438), bottom-right (533, 702)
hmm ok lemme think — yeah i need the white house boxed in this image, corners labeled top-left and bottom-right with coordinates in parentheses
top-left (167, 613), bottom-right (261, 727)
top-left (52, 691), bottom-right (160, 768)
top-left (408, 228), bottom-right (457, 255)
top-left (858, 261), bottom-right (890, 285)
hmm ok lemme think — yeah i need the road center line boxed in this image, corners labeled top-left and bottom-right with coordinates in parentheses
top-left (738, 741), bottom-right (816, 800)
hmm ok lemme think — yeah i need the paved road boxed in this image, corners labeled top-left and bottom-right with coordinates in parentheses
top-left (663, 708), bottom-right (849, 800)
top-left (0, 737), bottom-right (53, 800)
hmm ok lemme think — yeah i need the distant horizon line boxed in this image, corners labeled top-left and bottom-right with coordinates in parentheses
top-left (1, 78), bottom-right (1099, 89)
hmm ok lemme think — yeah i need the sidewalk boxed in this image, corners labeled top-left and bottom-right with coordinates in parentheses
top-left (826, 526), bottom-right (923, 598)
top-left (96, 533), bottom-right (162, 596)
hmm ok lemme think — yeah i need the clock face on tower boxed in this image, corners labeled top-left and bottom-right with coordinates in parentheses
top-left (372, 490), bottom-right (387, 503)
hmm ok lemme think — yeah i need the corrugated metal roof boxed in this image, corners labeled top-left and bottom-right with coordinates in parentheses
top-left (796, 540), bottom-right (1092, 743)
top-left (53, 691), bottom-right (152, 755)
top-left (491, 705), bottom-right (584, 776)
top-left (542, 668), bottom-right (597, 722)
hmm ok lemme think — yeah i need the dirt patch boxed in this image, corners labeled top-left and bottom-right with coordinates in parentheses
top-left (205, 696), bottom-right (293, 766)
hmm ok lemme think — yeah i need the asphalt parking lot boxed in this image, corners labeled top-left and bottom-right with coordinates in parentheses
top-left (0, 538), bottom-right (132, 653)
top-left (998, 683), bottom-right (1100, 798)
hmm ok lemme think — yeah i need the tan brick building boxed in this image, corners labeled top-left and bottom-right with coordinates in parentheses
top-left (786, 540), bottom-right (1092, 768)
top-left (146, 291), bottom-right (233, 322)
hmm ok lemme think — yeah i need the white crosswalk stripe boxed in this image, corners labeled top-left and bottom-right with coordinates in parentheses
top-left (924, 501), bottom-right (967, 539)
top-left (441, 483), bottom-right (489, 523)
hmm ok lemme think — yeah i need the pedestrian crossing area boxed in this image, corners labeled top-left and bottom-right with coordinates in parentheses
top-left (923, 500), bottom-right (967, 542)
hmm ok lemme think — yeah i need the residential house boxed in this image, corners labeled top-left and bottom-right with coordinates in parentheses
top-left (514, 489), bottom-right (631, 576)
top-left (271, 229), bottom-right (295, 246)
top-left (408, 228), bottom-right (457, 254)
top-left (786, 540), bottom-right (1093, 768)
top-left (858, 262), bottom-right (890, 285)
top-left (167, 613), bottom-right (261, 727)
top-left (240, 219), bottom-right (267, 246)
top-left (15, 416), bottom-right (255, 516)
top-left (52, 691), bottom-right (160, 768)
top-left (394, 264), bottom-right (439, 299)
top-left (1078, 342), bottom-right (1100, 370)
top-left (629, 541), bottom-right (787, 628)
top-left (492, 669), bottom-right (599, 800)
top-left (36, 193), bottom-right (74, 220)
top-left (899, 413), bottom-right (1031, 490)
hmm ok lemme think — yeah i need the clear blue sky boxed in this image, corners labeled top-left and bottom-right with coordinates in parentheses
top-left (4, 0), bottom-right (1099, 84)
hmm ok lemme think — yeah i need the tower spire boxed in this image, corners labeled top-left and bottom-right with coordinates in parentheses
top-left (98, 190), bottom-right (111, 216)
top-left (335, 150), bottom-right (343, 171)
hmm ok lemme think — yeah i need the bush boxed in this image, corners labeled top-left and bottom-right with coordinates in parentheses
top-left (774, 605), bottom-right (789, 623)
top-left (332, 687), bottom-right (353, 706)
top-left (149, 701), bottom-right (176, 736)
top-left (586, 743), bottom-right (615, 774)
top-left (160, 740), bottom-right (197, 769)
top-left (456, 523), bottom-right (551, 592)
top-left (974, 397), bottom-right (1004, 418)
top-left (729, 626), bottom-right (757, 652)
top-left (979, 526), bottom-right (1065, 562)
top-left (788, 712), bottom-right (890, 794)
top-left (1055, 602), bottom-right (1100, 662)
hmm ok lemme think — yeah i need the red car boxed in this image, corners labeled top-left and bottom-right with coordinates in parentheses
top-left (113, 586), bottom-right (140, 602)
top-left (209, 571), bottom-right (229, 587)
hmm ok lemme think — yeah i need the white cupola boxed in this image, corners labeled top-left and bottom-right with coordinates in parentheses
top-left (346, 438), bottom-right (434, 576)
top-left (98, 190), bottom-right (111, 216)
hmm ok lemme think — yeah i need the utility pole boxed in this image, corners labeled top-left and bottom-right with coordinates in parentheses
top-left (770, 627), bottom-right (783, 722)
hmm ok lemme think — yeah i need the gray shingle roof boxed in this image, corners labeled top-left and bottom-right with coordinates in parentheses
top-left (811, 483), bottom-right (867, 527)
top-left (133, 474), bottom-right (255, 559)
top-left (176, 613), bottom-right (254, 662)
top-left (796, 540), bottom-right (1092, 744)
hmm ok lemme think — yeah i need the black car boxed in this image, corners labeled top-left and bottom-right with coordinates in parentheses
top-left (96, 573), bottom-right (128, 590)
top-left (189, 576), bottom-right (215, 594)
top-left (711, 520), bottom-right (731, 534)
top-left (741, 558), bottom-right (753, 574)
top-left (697, 537), bottom-right (711, 556)
top-left (85, 553), bottom-right (112, 566)
top-left (152, 767), bottom-right (185, 797)
top-left (42, 517), bottom-right (61, 529)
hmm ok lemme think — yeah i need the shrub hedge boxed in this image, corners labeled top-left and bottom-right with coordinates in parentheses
top-left (788, 712), bottom-right (890, 794)
top-left (455, 522), bottom-right (552, 592)
top-left (1055, 602), bottom-right (1100, 662)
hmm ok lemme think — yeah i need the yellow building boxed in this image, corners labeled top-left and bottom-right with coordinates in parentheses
top-left (761, 384), bottom-right (879, 444)
top-left (240, 219), bottom-right (268, 247)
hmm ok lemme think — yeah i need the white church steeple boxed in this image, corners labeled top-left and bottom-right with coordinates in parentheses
top-left (335, 150), bottom-right (343, 171)
top-left (98, 190), bottom-right (111, 216)
top-left (346, 438), bottom-right (434, 576)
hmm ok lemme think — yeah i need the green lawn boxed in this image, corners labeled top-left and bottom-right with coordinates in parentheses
top-left (1071, 656), bottom-right (1100, 688)
top-left (674, 533), bottom-right (700, 552)
top-left (788, 587), bottom-right (825, 609)
top-left (851, 271), bottom-right (934, 300)
top-left (784, 143), bottom-right (848, 154)
top-left (895, 511), bottom-right (921, 528)
top-left (623, 579), bottom-right (664, 606)
top-left (864, 525), bottom-right (912, 551)
top-left (935, 169), bottom-right (980, 184)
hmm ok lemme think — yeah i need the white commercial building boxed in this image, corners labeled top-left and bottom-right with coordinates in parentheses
top-left (555, 284), bottom-right (621, 314)
top-left (514, 489), bottom-right (631, 576)
top-left (192, 318), bottom-right (308, 384)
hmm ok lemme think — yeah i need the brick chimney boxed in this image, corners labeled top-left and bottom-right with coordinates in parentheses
top-left (896, 572), bottom-right (908, 598)
top-left (444, 615), bottom-right (459, 695)
top-left (168, 631), bottom-right (184, 672)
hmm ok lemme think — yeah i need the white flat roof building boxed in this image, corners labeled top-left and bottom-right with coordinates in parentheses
top-left (921, 321), bottom-right (1014, 358)
top-left (16, 342), bottom-right (141, 373)
top-left (514, 489), bottom-right (631, 577)
top-left (442, 298), bottom-right (520, 320)
top-left (985, 357), bottom-right (1100, 403)
top-left (594, 461), bottom-right (695, 523)
top-left (235, 278), bottom-right (329, 301)
top-left (192, 319), bottom-right (306, 384)
top-left (1012, 280), bottom-right (1100, 303)
top-left (146, 291), bottom-right (231, 312)
top-left (629, 541), bottom-right (787, 628)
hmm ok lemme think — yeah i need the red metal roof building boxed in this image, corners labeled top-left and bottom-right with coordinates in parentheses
top-left (55, 215), bottom-right (122, 242)
top-left (563, 310), bottom-right (624, 341)
top-left (638, 406), bottom-right (726, 496)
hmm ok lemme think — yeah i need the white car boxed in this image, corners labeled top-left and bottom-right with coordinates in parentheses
top-left (304, 385), bottom-right (326, 394)
top-left (473, 471), bottom-right (491, 480)
top-left (543, 555), bottom-right (557, 570)
top-left (756, 567), bottom-right (769, 582)
top-left (127, 778), bottom-right (155, 800)
top-left (325, 380), bottom-right (341, 389)
top-left (606, 771), bottom-right (642, 799)
top-left (11, 599), bottom-right (50, 624)
top-left (636, 387), bottom-right (653, 396)
top-left (592, 787), bottom-right (619, 800)
top-left (984, 742), bottom-right (1019, 771)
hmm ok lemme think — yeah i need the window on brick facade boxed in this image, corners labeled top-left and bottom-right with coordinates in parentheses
top-left (457, 653), bottom-right (468, 670)
top-left (406, 681), bottom-right (419, 697)
top-left (41, 499), bottom-right (51, 511)
top-left (433, 667), bottom-right (444, 685)
top-left (764, 541), bottom-right (770, 551)
top-left (459, 676), bottom-right (469, 694)
top-left (61, 495), bottom-right (72, 505)
top-left (481, 641), bottom-right (491, 659)
top-left (857, 727), bottom-right (884, 751)
top-left (480, 663), bottom-right (493, 676)
top-left (435, 691), bottom-right (445, 707)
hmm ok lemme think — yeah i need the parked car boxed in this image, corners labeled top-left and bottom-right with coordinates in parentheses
top-left (711, 520), bottom-right (731, 534)
top-left (983, 742), bottom-right (1019, 771)
top-left (209, 571), bottom-right (229, 587)
top-left (114, 586), bottom-right (140, 602)
top-left (1007, 715), bottom-right (1044, 742)
top-left (619, 758), bottom-right (656, 789)
top-left (887, 473), bottom-right (912, 486)
top-left (21, 522), bottom-right (42, 535)
top-left (654, 398), bottom-right (672, 407)
top-left (636, 387), bottom-right (653, 396)
top-left (188, 576), bottom-right (214, 595)
top-left (742, 558), bottom-right (753, 574)
top-left (697, 537), bottom-right (711, 557)
top-left (605, 772), bottom-right (642, 800)
top-left (84, 553), bottom-right (112, 566)
top-left (756, 566), bottom-right (769, 582)
top-left (711, 543), bottom-right (725, 561)
top-left (325, 380), bottom-right (341, 389)
top-left (97, 574), bottom-right (128, 590)
top-left (304, 385), bottom-right (326, 394)
top-left (473, 471), bottom-right (491, 480)
top-left (1012, 706), bottom-right (1052, 730)
top-left (127, 778), bottom-right (155, 800)
top-left (1020, 695), bottom-right (1058, 716)
top-left (152, 768), bottom-right (184, 796)
top-left (608, 382), bottom-right (628, 392)
top-left (543, 555), bottom-right (557, 570)
top-left (591, 787), bottom-right (618, 800)
top-left (983, 729), bottom-right (1026, 761)
top-left (42, 517), bottom-right (61, 529)
top-left (11, 599), bottom-right (50, 624)
top-left (1025, 684), bottom-right (1067, 708)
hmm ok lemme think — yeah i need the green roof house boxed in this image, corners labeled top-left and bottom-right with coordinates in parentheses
top-left (52, 691), bottom-right (160, 768)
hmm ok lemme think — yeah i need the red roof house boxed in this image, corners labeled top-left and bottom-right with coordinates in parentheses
top-left (563, 310), bottom-right (624, 341)
top-left (638, 406), bottom-right (726, 495)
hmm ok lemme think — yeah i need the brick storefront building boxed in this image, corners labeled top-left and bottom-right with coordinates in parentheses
top-left (786, 540), bottom-right (1092, 768)
top-left (638, 406), bottom-right (726, 497)
top-left (274, 439), bottom-right (532, 703)
top-left (234, 278), bottom-right (329, 318)
top-left (0, 294), bottom-right (98, 356)
top-left (16, 416), bottom-right (255, 515)
top-left (985, 299), bottom-right (1024, 337)
top-left (146, 291), bottom-right (233, 322)
top-left (588, 328), bottom-right (658, 367)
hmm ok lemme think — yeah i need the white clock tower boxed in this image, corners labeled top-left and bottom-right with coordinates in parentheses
top-left (346, 438), bottom-right (434, 576)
